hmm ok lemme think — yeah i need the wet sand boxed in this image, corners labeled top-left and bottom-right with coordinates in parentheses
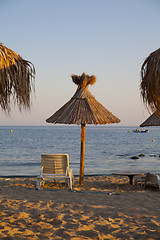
top-left (0, 175), bottom-right (159, 239)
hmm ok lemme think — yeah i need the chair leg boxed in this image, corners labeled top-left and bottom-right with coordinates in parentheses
top-left (36, 178), bottom-right (42, 190)
top-left (71, 170), bottom-right (74, 186)
top-left (140, 180), bottom-right (144, 188)
top-left (69, 177), bottom-right (72, 190)
top-left (68, 170), bottom-right (74, 190)
top-left (134, 178), bottom-right (138, 186)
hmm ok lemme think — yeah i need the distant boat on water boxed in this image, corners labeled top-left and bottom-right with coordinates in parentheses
top-left (133, 128), bottom-right (149, 133)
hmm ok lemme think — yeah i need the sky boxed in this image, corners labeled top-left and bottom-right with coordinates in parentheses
top-left (0, 0), bottom-right (160, 126)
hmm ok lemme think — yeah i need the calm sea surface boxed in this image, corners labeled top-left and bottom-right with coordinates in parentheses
top-left (0, 125), bottom-right (160, 176)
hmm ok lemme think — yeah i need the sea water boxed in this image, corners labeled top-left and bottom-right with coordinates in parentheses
top-left (0, 125), bottom-right (160, 176)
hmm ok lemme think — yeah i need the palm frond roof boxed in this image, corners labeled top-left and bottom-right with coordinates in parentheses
top-left (140, 48), bottom-right (160, 113)
top-left (46, 73), bottom-right (120, 125)
top-left (0, 43), bottom-right (35, 112)
top-left (140, 112), bottom-right (160, 127)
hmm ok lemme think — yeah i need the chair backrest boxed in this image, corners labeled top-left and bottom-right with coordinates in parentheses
top-left (146, 173), bottom-right (160, 188)
top-left (41, 154), bottom-right (69, 175)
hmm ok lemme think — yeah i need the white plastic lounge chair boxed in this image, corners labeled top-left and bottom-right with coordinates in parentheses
top-left (134, 173), bottom-right (148, 188)
top-left (36, 154), bottom-right (74, 190)
top-left (145, 173), bottom-right (160, 189)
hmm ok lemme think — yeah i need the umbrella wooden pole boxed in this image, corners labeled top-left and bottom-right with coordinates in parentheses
top-left (79, 123), bottom-right (86, 185)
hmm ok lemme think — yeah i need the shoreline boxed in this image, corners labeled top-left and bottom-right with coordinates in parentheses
top-left (0, 175), bottom-right (159, 239)
top-left (0, 174), bottom-right (114, 178)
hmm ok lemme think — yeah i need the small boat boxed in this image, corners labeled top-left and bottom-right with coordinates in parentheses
top-left (133, 128), bottom-right (149, 133)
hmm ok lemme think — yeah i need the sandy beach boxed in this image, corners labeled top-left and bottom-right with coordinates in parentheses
top-left (0, 175), bottom-right (159, 240)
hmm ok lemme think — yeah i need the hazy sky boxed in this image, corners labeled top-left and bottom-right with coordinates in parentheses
top-left (0, 0), bottom-right (160, 126)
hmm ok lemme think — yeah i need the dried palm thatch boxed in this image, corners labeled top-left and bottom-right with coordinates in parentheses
top-left (46, 73), bottom-right (120, 185)
top-left (140, 112), bottom-right (160, 127)
top-left (140, 48), bottom-right (160, 114)
top-left (0, 43), bottom-right (35, 113)
top-left (46, 73), bottom-right (120, 125)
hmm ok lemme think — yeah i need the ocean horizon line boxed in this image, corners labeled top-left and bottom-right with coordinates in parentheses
top-left (0, 125), bottom-right (152, 128)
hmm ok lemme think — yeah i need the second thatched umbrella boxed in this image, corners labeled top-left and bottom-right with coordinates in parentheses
top-left (140, 112), bottom-right (160, 127)
top-left (46, 73), bottom-right (120, 185)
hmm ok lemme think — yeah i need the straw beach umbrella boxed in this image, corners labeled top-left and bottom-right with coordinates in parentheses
top-left (0, 43), bottom-right (35, 113)
top-left (140, 48), bottom-right (160, 114)
top-left (46, 73), bottom-right (120, 185)
top-left (140, 112), bottom-right (160, 127)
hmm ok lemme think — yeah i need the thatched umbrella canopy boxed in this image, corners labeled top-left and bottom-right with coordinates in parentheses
top-left (140, 112), bottom-right (160, 127)
top-left (140, 48), bottom-right (160, 114)
top-left (0, 43), bottom-right (35, 113)
top-left (46, 73), bottom-right (120, 185)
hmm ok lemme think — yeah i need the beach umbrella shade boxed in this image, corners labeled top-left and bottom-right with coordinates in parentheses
top-left (46, 73), bottom-right (120, 185)
top-left (140, 48), bottom-right (160, 114)
top-left (0, 43), bottom-right (35, 113)
top-left (140, 112), bottom-right (160, 127)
